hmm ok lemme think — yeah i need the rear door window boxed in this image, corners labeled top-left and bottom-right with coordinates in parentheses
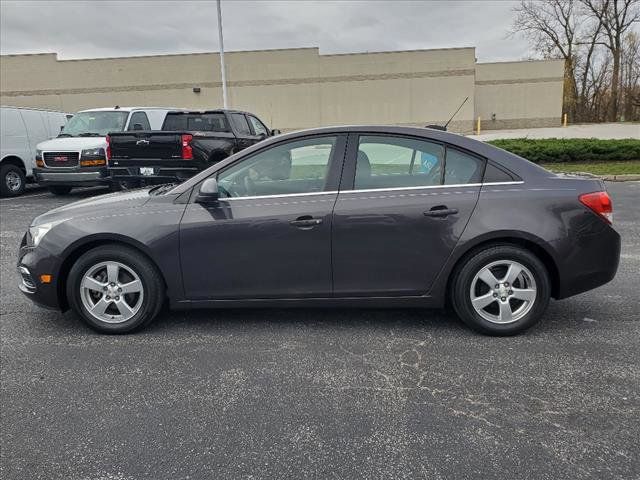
top-left (229, 113), bottom-right (252, 136)
top-left (354, 135), bottom-right (445, 190)
top-left (444, 148), bottom-right (484, 185)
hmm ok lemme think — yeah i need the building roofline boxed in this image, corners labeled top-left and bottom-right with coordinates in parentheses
top-left (477, 58), bottom-right (565, 66)
top-left (1, 45), bottom-right (477, 62)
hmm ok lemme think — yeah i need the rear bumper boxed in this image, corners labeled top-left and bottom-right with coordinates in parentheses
top-left (33, 167), bottom-right (111, 187)
top-left (553, 222), bottom-right (621, 299)
top-left (109, 164), bottom-right (201, 183)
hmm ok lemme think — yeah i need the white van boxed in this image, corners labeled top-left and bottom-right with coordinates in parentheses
top-left (0, 106), bottom-right (70, 196)
top-left (34, 107), bottom-right (178, 195)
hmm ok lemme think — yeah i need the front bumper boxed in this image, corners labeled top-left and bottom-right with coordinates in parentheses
top-left (33, 166), bottom-right (111, 187)
top-left (17, 241), bottom-right (63, 310)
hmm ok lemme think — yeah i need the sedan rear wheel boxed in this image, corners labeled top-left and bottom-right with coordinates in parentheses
top-left (451, 245), bottom-right (550, 336)
top-left (67, 245), bottom-right (164, 333)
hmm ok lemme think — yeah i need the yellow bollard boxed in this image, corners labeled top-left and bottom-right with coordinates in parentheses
top-left (476, 116), bottom-right (481, 135)
top-left (563, 113), bottom-right (568, 127)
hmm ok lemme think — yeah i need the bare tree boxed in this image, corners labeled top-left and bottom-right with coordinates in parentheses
top-left (581, 0), bottom-right (640, 120)
top-left (620, 31), bottom-right (640, 119)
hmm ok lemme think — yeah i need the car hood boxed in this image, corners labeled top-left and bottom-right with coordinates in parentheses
top-left (36, 137), bottom-right (107, 151)
top-left (32, 188), bottom-right (153, 226)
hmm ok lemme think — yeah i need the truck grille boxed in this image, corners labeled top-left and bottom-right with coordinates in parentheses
top-left (43, 152), bottom-right (79, 168)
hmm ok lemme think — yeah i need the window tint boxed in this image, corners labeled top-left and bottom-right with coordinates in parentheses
top-left (248, 115), bottom-right (268, 136)
top-left (483, 163), bottom-right (515, 183)
top-left (444, 148), bottom-right (484, 185)
top-left (128, 112), bottom-right (151, 131)
top-left (355, 135), bottom-right (445, 189)
top-left (218, 136), bottom-right (337, 198)
top-left (162, 113), bottom-right (229, 132)
top-left (229, 113), bottom-right (251, 135)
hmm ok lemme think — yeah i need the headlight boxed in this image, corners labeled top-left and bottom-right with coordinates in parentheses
top-left (28, 219), bottom-right (67, 247)
top-left (35, 149), bottom-right (43, 160)
top-left (81, 147), bottom-right (106, 158)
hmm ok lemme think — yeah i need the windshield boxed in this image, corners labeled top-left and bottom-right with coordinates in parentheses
top-left (61, 111), bottom-right (129, 136)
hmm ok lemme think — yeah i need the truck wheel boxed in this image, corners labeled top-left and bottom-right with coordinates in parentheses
top-left (0, 164), bottom-right (26, 197)
top-left (48, 186), bottom-right (73, 195)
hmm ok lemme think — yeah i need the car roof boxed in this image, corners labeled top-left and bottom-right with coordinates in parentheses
top-left (78, 107), bottom-right (186, 113)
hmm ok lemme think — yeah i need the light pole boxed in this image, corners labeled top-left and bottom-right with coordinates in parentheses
top-left (216, 0), bottom-right (228, 109)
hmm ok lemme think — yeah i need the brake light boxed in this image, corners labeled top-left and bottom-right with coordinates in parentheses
top-left (182, 134), bottom-right (193, 159)
top-left (579, 191), bottom-right (613, 224)
top-left (105, 135), bottom-right (111, 160)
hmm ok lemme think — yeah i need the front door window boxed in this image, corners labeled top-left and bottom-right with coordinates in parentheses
top-left (217, 136), bottom-right (338, 198)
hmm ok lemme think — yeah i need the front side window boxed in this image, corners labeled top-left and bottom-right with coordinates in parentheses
top-left (218, 136), bottom-right (337, 198)
top-left (248, 116), bottom-right (268, 136)
top-left (355, 135), bottom-right (445, 189)
top-left (61, 111), bottom-right (129, 136)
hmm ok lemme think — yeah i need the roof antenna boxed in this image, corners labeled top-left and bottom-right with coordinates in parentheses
top-left (426, 96), bottom-right (469, 131)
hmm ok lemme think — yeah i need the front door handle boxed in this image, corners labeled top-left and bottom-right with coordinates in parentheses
top-left (290, 215), bottom-right (323, 229)
top-left (424, 206), bottom-right (459, 218)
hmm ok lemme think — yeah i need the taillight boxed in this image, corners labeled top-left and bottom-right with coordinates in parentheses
top-left (579, 191), bottom-right (613, 224)
top-left (182, 134), bottom-right (193, 159)
top-left (105, 135), bottom-right (111, 160)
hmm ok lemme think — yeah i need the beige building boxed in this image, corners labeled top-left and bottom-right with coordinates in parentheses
top-left (0, 47), bottom-right (564, 133)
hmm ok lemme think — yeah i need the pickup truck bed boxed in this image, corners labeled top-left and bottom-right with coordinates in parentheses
top-left (107, 110), bottom-right (277, 185)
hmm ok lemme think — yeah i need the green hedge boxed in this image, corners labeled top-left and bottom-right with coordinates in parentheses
top-left (486, 138), bottom-right (640, 164)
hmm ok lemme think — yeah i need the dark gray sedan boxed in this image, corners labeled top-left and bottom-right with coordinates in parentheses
top-left (17, 126), bottom-right (620, 335)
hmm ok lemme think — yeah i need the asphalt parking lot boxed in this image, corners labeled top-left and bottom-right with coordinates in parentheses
top-left (1, 182), bottom-right (639, 480)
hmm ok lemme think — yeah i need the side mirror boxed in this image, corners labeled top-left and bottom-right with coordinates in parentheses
top-left (196, 178), bottom-right (219, 203)
top-left (133, 123), bottom-right (144, 131)
top-left (271, 129), bottom-right (281, 136)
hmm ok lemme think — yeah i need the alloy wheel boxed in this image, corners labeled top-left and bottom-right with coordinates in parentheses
top-left (80, 261), bottom-right (144, 323)
top-left (469, 260), bottom-right (537, 324)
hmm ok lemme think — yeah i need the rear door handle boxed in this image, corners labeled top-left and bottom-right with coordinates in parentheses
top-left (424, 206), bottom-right (459, 218)
top-left (290, 216), bottom-right (323, 228)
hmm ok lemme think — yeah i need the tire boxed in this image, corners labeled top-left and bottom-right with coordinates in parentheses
top-left (450, 244), bottom-right (551, 336)
top-left (66, 245), bottom-right (165, 333)
top-left (48, 186), bottom-right (73, 195)
top-left (0, 164), bottom-right (26, 197)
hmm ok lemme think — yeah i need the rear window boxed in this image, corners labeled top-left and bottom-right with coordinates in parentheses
top-left (162, 113), bottom-right (230, 132)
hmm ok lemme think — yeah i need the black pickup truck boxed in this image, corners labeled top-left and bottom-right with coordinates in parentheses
top-left (107, 109), bottom-right (279, 185)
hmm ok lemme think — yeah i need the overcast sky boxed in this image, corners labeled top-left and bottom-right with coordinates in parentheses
top-left (0, 0), bottom-right (533, 62)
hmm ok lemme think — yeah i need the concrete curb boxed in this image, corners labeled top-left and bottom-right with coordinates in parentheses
top-left (601, 174), bottom-right (640, 182)
top-left (565, 172), bottom-right (640, 182)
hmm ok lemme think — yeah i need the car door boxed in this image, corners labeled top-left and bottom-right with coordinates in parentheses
top-left (331, 133), bottom-right (484, 297)
top-left (179, 134), bottom-right (347, 300)
top-left (228, 112), bottom-right (255, 151)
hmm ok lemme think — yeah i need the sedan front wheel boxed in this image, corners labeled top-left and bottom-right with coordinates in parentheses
top-left (67, 245), bottom-right (164, 333)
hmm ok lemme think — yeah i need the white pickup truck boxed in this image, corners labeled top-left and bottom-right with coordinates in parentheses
top-left (33, 106), bottom-right (176, 195)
